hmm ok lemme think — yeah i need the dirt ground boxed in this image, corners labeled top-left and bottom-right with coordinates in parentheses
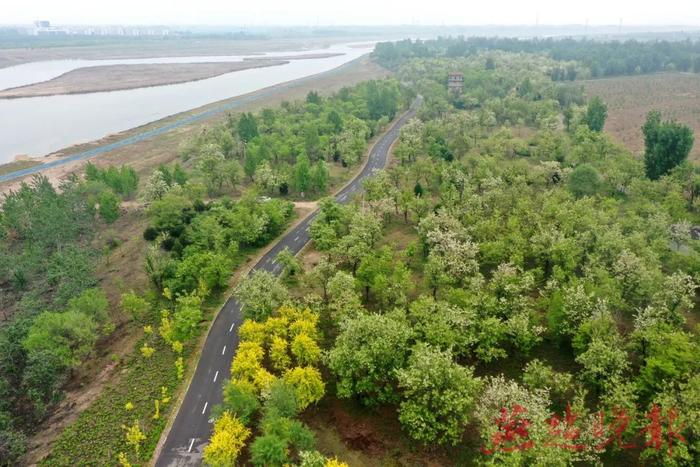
top-left (0, 60), bottom-right (288, 98)
top-left (304, 397), bottom-right (454, 467)
top-left (583, 72), bottom-right (700, 161)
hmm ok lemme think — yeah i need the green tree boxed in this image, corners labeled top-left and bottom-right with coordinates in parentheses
top-left (67, 288), bottom-right (110, 330)
top-left (327, 271), bottom-right (364, 322)
top-left (250, 434), bottom-right (288, 467)
top-left (310, 160), bottom-right (330, 193)
top-left (221, 379), bottom-right (260, 425)
top-left (97, 189), bottom-right (120, 223)
top-left (234, 271), bottom-right (290, 321)
top-left (584, 96), bottom-right (608, 132)
top-left (568, 163), bottom-right (601, 198)
top-left (306, 91), bottom-right (321, 105)
top-left (170, 251), bottom-right (233, 294)
top-left (643, 110), bottom-right (695, 180)
top-left (328, 311), bottom-right (413, 406)
top-left (171, 293), bottom-right (203, 342)
top-left (0, 423), bottom-right (26, 466)
top-left (237, 113), bottom-right (259, 142)
top-left (328, 109), bottom-right (343, 132)
top-left (23, 310), bottom-right (98, 370)
top-left (244, 150), bottom-right (258, 181)
top-left (356, 247), bottom-right (411, 307)
top-left (294, 154), bottom-right (311, 194)
top-left (121, 292), bottom-right (150, 323)
top-left (637, 327), bottom-right (698, 398)
top-left (397, 344), bottom-right (482, 445)
top-left (264, 380), bottom-right (299, 418)
top-left (276, 247), bottom-right (301, 278)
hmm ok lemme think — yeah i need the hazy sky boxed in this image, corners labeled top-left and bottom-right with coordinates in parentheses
top-left (4, 0), bottom-right (700, 26)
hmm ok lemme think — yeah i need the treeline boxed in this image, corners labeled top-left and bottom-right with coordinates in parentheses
top-left (374, 37), bottom-right (700, 78)
top-left (172, 80), bottom-right (409, 199)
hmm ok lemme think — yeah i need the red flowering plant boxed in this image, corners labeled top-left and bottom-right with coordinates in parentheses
top-left (476, 377), bottom-right (691, 465)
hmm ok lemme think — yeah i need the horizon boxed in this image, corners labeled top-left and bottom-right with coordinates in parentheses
top-left (3, 22), bottom-right (700, 32)
top-left (4, 0), bottom-right (700, 28)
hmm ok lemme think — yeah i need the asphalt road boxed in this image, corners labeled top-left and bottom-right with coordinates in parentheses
top-left (155, 98), bottom-right (420, 466)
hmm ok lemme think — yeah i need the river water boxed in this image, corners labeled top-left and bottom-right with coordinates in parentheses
top-left (0, 43), bottom-right (370, 164)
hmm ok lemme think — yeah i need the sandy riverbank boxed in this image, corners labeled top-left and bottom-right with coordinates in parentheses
top-left (0, 60), bottom-right (289, 98)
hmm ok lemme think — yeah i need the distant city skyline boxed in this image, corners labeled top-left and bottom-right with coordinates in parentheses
top-left (3, 0), bottom-right (700, 27)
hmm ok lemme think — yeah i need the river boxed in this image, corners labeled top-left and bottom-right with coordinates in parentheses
top-left (0, 43), bottom-right (370, 164)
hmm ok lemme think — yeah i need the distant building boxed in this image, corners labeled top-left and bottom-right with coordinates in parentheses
top-left (23, 22), bottom-right (171, 37)
top-left (32, 20), bottom-right (68, 36)
top-left (447, 72), bottom-right (464, 94)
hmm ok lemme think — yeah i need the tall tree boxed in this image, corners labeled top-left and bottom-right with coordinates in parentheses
top-left (584, 96), bottom-right (608, 132)
top-left (643, 110), bottom-right (694, 180)
top-left (237, 113), bottom-right (259, 143)
top-left (294, 154), bottom-right (311, 195)
top-left (310, 160), bottom-right (330, 193)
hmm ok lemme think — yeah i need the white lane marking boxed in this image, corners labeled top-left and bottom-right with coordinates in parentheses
top-left (188, 438), bottom-right (195, 453)
top-left (222, 346), bottom-right (226, 355)
top-left (266, 258), bottom-right (271, 263)
top-left (271, 259), bottom-right (277, 264)
top-left (294, 235), bottom-right (300, 242)
top-left (202, 402), bottom-right (208, 414)
top-left (229, 323), bottom-right (235, 333)
top-left (213, 371), bottom-right (219, 382)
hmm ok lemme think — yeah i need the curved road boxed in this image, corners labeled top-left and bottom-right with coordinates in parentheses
top-left (155, 98), bottom-right (420, 466)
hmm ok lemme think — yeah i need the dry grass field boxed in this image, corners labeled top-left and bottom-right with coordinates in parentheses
top-left (584, 72), bottom-right (700, 160)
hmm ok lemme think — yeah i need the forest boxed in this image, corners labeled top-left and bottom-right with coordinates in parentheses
top-left (205, 44), bottom-right (700, 465)
top-left (1, 34), bottom-right (700, 466)
top-left (374, 36), bottom-right (700, 78)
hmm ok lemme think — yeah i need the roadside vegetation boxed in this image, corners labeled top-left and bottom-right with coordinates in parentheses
top-left (198, 40), bottom-right (700, 465)
top-left (0, 77), bottom-right (407, 465)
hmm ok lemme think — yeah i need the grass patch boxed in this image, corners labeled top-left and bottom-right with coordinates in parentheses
top-left (40, 338), bottom-right (179, 466)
